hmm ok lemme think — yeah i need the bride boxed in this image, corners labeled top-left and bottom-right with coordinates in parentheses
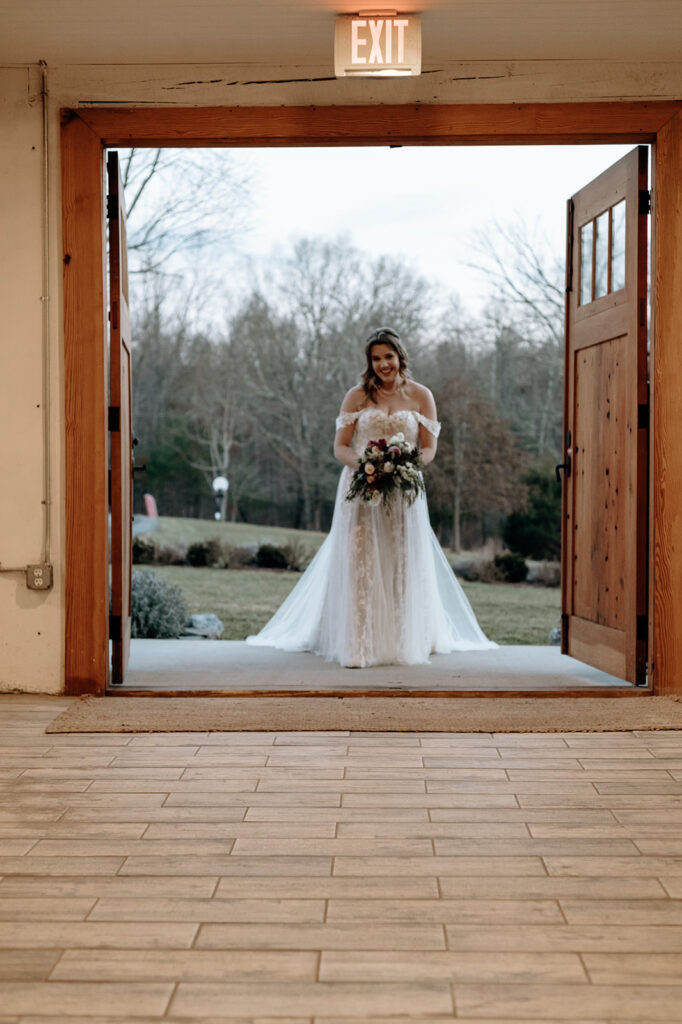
top-left (246, 327), bottom-right (496, 667)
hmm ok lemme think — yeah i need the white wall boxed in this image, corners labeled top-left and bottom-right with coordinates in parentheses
top-left (0, 67), bottom-right (63, 693)
top-left (1, 57), bottom-right (680, 693)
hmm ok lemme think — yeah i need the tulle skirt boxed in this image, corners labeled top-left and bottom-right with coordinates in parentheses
top-left (246, 466), bottom-right (497, 667)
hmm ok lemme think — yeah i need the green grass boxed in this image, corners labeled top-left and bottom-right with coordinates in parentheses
top-left (149, 516), bottom-right (327, 555)
top-left (458, 581), bottom-right (561, 645)
top-left (148, 565), bottom-right (561, 645)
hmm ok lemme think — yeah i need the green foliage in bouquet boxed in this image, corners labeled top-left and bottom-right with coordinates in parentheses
top-left (346, 432), bottom-right (425, 511)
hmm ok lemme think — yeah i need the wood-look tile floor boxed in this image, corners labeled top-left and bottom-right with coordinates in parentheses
top-left (1, 695), bottom-right (682, 1023)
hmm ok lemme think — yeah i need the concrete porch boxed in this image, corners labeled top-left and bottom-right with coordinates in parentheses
top-left (117, 640), bottom-right (633, 692)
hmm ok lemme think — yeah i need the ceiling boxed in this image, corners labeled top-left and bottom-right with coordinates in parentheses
top-left (1, 0), bottom-right (681, 66)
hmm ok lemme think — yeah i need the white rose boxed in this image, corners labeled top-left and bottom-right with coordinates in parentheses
top-left (387, 432), bottom-right (405, 445)
top-left (383, 461), bottom-right (394, 473)
top-left (364, 462), bottom-right (376, 475)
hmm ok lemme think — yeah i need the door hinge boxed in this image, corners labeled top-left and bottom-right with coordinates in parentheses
top-left (638, 403), bottom-right (649, 430)
top-left (109, 614), bottom-right (121, 642)
top-left (639, 189), bottom-right (651, 216)
top-left (565, 199), bottom-right (575, 294)
top-left (107, 192), bottom-right (119, 220)
top-left (108, 406), bottom-right (120, 432)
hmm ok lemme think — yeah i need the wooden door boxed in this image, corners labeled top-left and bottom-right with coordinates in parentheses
top-left (108, 151), bottom-right (133, 685)
top-left (560, 146), bottom-right (649, 684)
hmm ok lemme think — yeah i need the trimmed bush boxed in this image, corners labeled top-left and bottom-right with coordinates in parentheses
top-left (493, 552), bottom-right (529, 583)
top-left (154, 543), bottom-right (188, 566)
top-left (255, 543), bottom-right (289, 570)
top-left (222, 543), bottom-right (256, 569)
top-left (131, 569), bottom-right (189, 638)
top-left (533, 560), bottom-right (561, 587)
top-left (186, 537), bottom-right (224, 568)
top-left (280, 539), bottom-right (310, 572)
top-left (132, 536), bottom-right (157, 564)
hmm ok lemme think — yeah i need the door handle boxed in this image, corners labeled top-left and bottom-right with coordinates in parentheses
top-left (555, 454), bottom-right (572, 483)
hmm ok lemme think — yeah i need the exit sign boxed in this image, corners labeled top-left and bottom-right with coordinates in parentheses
top-left (334, 14), bottom-right (421, 76)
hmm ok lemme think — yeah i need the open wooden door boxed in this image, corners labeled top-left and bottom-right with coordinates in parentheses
top-left (559, 146), bottom-right (649, 684)
top-left (108, 151), bottom-right (133, 685)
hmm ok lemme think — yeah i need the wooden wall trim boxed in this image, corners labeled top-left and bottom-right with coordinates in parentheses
top-left (652, 109), bottom-right (682, 695)
top-left (75, 101), bottom-right (681, 148)
top-left (61, 112), bottom-right (108, 696)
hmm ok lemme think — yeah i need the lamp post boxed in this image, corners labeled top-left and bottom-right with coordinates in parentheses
top-left (212, 475), bottom-right (229, 521)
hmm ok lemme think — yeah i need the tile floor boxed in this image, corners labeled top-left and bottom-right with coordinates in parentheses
top-left (1, 694), bottom-right (682, 1022)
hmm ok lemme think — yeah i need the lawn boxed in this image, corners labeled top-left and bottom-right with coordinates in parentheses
top-left (148, 565), bottom-right (561, 645)
top-left (148, 516), bottom-right (327, 555)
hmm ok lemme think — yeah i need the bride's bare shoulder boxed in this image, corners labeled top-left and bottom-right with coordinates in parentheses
top-left (406, 380), bottom-right (437, 416)
top-left (340, 384), bottom-right (367, 413)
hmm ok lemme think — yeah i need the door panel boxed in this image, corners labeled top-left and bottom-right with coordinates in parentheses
top-left (108, 151), bottom-right (133, 685)
top-left (561, 146), bottom-right (648, 684)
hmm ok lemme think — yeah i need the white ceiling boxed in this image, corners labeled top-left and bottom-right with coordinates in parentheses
top-left (1, 0), bottom-right (681, 66)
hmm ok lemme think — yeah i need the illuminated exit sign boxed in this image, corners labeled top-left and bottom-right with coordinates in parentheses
top-left (334, 13), bottom-right (421, 76)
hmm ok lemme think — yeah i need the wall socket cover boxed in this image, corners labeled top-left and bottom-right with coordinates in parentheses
top-left (26, 564), bottom-right (53, 590)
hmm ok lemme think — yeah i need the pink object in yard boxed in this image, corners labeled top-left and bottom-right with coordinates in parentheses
top-left (143, 494), bottom-right (158, 518)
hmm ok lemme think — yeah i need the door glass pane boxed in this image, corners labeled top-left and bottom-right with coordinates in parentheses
top-left (580, 220), bottom-right (593, 305)
top-left (611, 198), bottom-right (626, 292)
top-left (594, 210), bottom-right (609, 299)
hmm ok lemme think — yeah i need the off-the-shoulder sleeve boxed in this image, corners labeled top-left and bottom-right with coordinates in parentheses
top-left (415, 412), bottom-right (441, 438)
top-left (335, 410), bottom-right (361, 430)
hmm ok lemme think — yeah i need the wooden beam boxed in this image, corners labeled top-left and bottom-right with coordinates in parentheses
top-left (652, 109), bottom-right (682, 695)
top-left (74, 101), bottom-right (680, 148)
top-left (61, 112), bottom-right (108, 695)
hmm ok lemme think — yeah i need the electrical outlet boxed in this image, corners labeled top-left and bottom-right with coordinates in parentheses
top-left (26, 564), bottom-right (53, 590)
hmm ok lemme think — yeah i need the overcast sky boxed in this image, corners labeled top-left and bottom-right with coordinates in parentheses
top-left (226, 142), bottom-right (635, 316)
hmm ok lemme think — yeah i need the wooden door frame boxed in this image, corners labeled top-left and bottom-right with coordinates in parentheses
top-left (61, 101), bottom-right (682, 696)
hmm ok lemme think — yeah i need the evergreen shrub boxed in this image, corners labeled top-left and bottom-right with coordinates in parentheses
top-left (255, 544), bottom-right (289, 570)
top-left (493, 552), bottom-right (529, 583)
top-left (503, 468), bottom-right (561, 560)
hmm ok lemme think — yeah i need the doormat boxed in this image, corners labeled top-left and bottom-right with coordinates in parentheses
top-left (45, 694), bottom-right (682, 733)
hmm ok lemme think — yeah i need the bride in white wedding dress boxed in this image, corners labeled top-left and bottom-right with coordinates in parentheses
top-left (246, 327), bottom-right (496, 667)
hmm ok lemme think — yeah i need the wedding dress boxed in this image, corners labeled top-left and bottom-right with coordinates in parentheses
top-left (246, 407), bottom-right (497, 667)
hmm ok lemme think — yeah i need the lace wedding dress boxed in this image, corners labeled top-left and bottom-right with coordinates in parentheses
top-left (246, 407), bottom-right (497, 667)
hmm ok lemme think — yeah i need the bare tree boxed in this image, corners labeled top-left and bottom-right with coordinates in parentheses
top-left (231, 238), bottom-right (434, 529)
top-left (468, 218), bottom-right (565, 461)
top-left (121, 148), bottom-right (252, 274)
top-left (178, 333), bottom-right (246, 520)
top-left (431, 374), bottom-right (527, 550)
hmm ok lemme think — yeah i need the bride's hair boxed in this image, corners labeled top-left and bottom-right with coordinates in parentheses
top-left (361, 327), bottom-right (410, 403)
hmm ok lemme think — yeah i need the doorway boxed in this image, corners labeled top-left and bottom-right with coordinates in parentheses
top-left (61, 101), bottom-right (682, 696)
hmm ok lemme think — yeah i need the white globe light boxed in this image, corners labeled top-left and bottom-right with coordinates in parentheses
top-left (212, 476), bottom-right (229, 493)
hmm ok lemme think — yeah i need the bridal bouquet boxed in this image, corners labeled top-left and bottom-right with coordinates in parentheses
top-left (346, 432), bottom-right (425, 510)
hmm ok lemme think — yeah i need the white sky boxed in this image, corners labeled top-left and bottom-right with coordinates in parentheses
top-left (227, 143), bottom-right (635, 315)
